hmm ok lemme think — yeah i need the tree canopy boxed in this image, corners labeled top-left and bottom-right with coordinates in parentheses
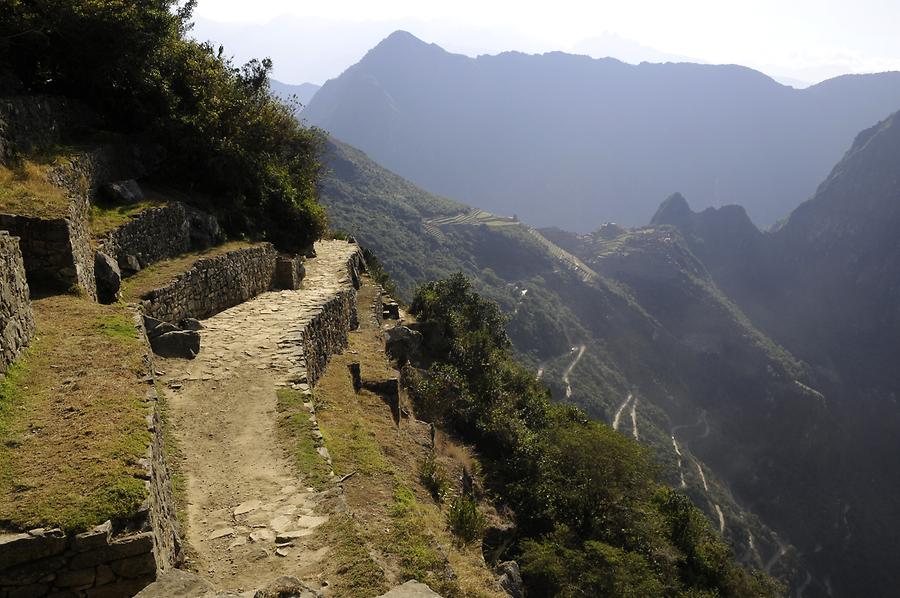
top-left (0, 0), bottom-right (325, 250)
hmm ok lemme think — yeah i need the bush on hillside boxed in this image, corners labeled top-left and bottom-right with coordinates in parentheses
top-left (408, 273), bottom-right (783, 597)
top-left (0, 0), bottom-right (325, 251)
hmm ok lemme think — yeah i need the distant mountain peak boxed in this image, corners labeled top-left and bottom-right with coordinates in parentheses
top-left (651, 192), bottom-right (692, 225)
top-left (370, 30), bottom-right (431, 54)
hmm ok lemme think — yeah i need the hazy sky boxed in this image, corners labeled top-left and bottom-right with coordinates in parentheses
top-left (192, 0), bottom-right (900, 86)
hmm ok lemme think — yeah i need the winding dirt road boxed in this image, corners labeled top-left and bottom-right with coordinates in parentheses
top-left (562, 344), bottom-right (586, 398)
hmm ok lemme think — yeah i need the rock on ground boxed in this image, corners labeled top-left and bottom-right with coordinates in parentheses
top-left (376, 580), bottom-right (443, 598)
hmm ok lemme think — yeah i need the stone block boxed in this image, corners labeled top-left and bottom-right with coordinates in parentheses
top-left (348, 362), bottom-right (361, 393)
top-left (109, 553), bottom-right (155, 579)
top-left (54, 567), bottom-right (96, 588)
top-left (149, 330), bottom-right (200, 359)
top-left (69, 533), bottom-right (153, 569)
top-left (0, 530), bottom-right (66, 571)
top-left (73, 521), bottom-right (112, 552)
top-left (7, 583), bottom-right (49, 597)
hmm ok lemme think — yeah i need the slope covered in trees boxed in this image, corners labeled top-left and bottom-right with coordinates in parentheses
top-left (406, 274), bottom-right (781, 597)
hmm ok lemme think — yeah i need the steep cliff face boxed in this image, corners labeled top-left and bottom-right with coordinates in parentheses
top-left (651, 111), bottom-right (900, 597)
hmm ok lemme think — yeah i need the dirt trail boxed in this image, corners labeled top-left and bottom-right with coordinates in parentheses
top-left (159, 240), bottom-right (359, 592)
top-left (612, 393), bottom-right (633, 431)
top-left (629, 397), bottom-right (639, 440)
top-left (562, 344), bottom-right (586, 398)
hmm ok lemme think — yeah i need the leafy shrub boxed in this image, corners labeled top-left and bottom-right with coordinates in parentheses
top-left (447, 494), bottom-right (484, 545)
top-left (419, 452), bottom-right (449, 503)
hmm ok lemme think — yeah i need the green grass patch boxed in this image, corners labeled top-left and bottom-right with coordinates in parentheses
top-left (316, 514), bottom-right (388, 598)
top-left (387, 482), bottom-right (461, 596)
top-left (93, 312), bottom-right (140, 341)
top-left (275, 389), bottom-right (333, 490)
top-left (0, 296), bottom-right (150, 532)
top-left (320, 417), bottom-right (391, 477)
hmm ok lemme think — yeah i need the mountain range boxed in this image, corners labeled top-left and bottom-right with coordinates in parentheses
top-left (305, 30), bottom-right (900, 232)
top-left (317, 82), bottom-right (900, 595)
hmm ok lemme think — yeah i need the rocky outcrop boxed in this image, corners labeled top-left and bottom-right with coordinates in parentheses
top-left (0, 232), bottom-right (34, 375)
top-left (140, 244), bottom-right (278, 324)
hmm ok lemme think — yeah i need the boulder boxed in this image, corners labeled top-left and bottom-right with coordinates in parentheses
top-left (180, 318), bottom-right (205, 331)
top-left (119, 253), bottom-right (142, 276)
top-left (143, 315), bottom-right (178, 339)
top-left (94, 251), bottom-right (121, 304)
top-left (185, 205), bottom-right (223, 250)
top-left (150, 330), bottom-right (201, 359)
top-left (385, 326), bottom-right (423, 365)
top-left (497, 561), bottom-right (524, 598)
top-left (375, 580), bottom-right (442, 597)
top-left (101, 179), bottom-right (144, 205)
top-left (134, 569), bottom-right (215, 597)
top-left (254, 575), bottom-right (323, 598)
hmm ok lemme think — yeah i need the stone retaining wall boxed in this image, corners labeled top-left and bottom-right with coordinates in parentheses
top-left (0, 96), bottom-right (95, 163)
top-left (0, 232), bottom-right (34, 375)
top-left (100, 204), bottom-right (191, 274)
top-left (0, 186), bottom-right (96, 299)
top-left (303, 248), bottom-right (365, 386)
top-left (140, 244), bottom-right (278, 324)
top-left (0, 318), bottom-right (180, 598)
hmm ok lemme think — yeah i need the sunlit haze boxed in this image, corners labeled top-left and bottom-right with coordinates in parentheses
top-left (193, 0), bottom-right (900, 86)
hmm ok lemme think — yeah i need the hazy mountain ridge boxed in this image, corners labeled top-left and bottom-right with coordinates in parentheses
top-left (269, 79), bottom-right (321, 106)
top-left (304, 31), bottom-right (900, 232)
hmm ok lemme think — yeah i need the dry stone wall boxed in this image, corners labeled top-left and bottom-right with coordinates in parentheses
top-left (0, 232), bottom-right (34, 375)
top-left (302, 247), bottom-right (365, 386)
top-left (100, 204), bottom-right (191, 273)
top-left (0, 318), bottom-right (180, 598)
top-left (0, 96), bottom-right (95, 163)
top-left (140, 244), bottom-right (278, 324)
top-left (0, 187), bottom-right (95, 299)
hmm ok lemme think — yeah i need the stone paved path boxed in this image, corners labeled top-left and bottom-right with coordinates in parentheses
top-left (159, 240), bottom-right (359, 592)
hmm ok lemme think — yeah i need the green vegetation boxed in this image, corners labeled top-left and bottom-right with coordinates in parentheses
top-left (407, 274), bottom-right (782, 597)
top-left (0, 296), bottom-right (149, 532)
top-left (275, 389), bottom-right (333, 490)
top-left (2, 1), bottom-right (325, 250)
top-left (315, 515), bottom-right (389, 598)
top-left (419, 452), bottom-right (450, 503)
top-left (447, 495), bottom-right (485, 545)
